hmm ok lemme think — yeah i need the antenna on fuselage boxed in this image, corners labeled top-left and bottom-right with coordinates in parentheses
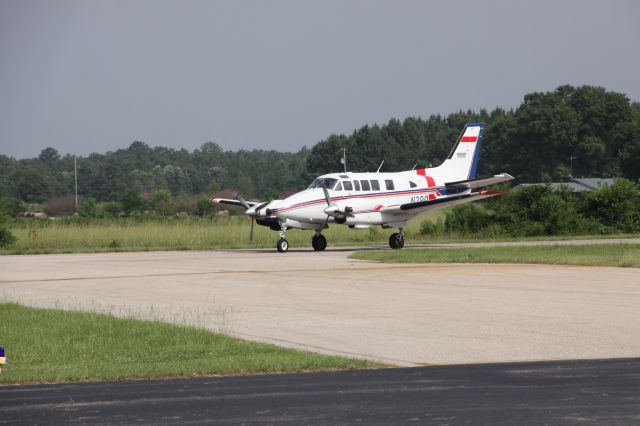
top-left (340, 147), bottom-right (347, 173)
top-left (412, 163), bottom-right (417, 170)
top-left (376, 160), bottom-right (384, 173)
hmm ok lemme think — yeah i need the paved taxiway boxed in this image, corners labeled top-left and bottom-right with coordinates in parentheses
top-left (2, 358), bottom-right (640, 425)
top-left (1, 242), bottom-right (639, 365)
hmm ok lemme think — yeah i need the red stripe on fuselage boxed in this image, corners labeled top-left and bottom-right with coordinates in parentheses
top-left (271, 189), bottom-right (442, 214)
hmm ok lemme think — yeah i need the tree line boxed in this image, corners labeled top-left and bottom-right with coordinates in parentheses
top-left (1, 84), bottom-right (638, 210)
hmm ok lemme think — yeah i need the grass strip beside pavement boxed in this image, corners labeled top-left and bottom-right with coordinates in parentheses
top-left (351, 244), bottom-right (640, 268)
top-left (0, 303), bottom-right (378, 384)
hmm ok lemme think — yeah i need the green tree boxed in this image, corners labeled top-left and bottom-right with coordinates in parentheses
top-left (12, 164), bottom-right (52, 203)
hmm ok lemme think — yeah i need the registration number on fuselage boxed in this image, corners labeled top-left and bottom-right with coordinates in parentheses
top-left (410, 194), bottom-right (432, 202)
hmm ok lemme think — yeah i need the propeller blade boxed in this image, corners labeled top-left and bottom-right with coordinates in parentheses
top-left (233, 192), bottom-right (250, 209)
top-left (254, 200), bottom-right (270, 213)
top-left (320, 182), bottom-right (331, 206)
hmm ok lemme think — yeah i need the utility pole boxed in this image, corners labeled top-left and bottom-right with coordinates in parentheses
top-left (74, 156), bottom-right (78, 211)
top-left (568, 156), bottom-right (577, 177)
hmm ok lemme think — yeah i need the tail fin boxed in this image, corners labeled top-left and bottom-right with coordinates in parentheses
top-left (432, 123), bottom-right (483, 180)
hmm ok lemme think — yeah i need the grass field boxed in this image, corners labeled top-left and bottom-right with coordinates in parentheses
top-left (1, 214), bottom-right (439, 254)
top-left (351, 243), bottom-right (640, 268)
top-left (0, 303), bottom-right (377, 384)
top-left (2, 214), bottom-right (637, 255)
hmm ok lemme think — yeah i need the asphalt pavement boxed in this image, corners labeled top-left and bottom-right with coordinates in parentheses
top-left (2, 357), bottom-right (640, 425)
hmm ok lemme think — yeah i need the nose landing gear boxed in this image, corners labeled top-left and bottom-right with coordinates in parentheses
top-left (276, 220), bottom-right (289, 253)
top-left (277, 238), bottom-right (289, 253)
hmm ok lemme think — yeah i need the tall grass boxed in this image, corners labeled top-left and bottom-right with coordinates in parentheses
top-left (3, 212), bottom-right (637, 255)
top-left (3, 214), bottom-right (437, 253)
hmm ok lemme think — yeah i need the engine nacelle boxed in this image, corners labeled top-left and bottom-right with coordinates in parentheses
top-left (247, 200), bottom-right (281, 218)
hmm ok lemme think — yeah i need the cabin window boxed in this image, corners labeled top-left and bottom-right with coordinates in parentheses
top-left (334, 182), bottom-right (343, 191)
top-left (353, 180), bottom-right (361, 191)
top-left (385, 179), bottom-right (395, 190)
top-left (370, 180), bottom-right (380, 191)
top-left (360, 180), bottom-right (371, 191)
top-left (409, 181), bottom-right (417, 188)
top-left (343, 180), bottom-right (353, 191)
top-left (307, 178), bottom-right (338, 190)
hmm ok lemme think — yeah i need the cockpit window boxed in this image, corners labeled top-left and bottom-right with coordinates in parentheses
top-left (307, 178), bottom-right (339, 190)
top-left (343, 180), bottom-right (353, 191)
top-left (409, 181), bottom-right (417, 188)
top-left (334, 182), bottom-right (343, 191)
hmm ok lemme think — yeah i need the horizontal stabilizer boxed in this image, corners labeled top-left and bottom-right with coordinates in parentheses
top-left (381, 190), bottom-right (504, 215)
top-left (445, 173), bottom-right (514, 189)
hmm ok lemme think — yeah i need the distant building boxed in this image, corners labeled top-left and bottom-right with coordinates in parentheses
top-left (513, 177), bottom-right (615, 193)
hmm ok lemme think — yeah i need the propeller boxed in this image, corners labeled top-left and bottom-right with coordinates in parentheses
top-left (320, 181), bottom-right (350, 224)
top-left (233, 192), bottom-right (254, 242)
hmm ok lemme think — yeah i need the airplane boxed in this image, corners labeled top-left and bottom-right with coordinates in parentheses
top-left (212, 123), bottom-right (513, 252)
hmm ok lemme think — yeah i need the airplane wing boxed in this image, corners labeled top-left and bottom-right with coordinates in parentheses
top-left (445, 173), bottom-right (514, 189)
top-left (381, 190), bottom-right (504, 215)
top-left (210, 197), bottom-right (261, 208)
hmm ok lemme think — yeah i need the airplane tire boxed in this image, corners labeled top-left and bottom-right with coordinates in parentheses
top-left (312, 235), bottom-right (327, 251)
top-left (389, 233), bottom-right (404, 249)
top-left (277, 238), bottom-right (289, 253)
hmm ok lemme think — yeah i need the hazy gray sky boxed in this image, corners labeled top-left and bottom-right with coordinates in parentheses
top-left (1, 0), bottom-right (638, 159)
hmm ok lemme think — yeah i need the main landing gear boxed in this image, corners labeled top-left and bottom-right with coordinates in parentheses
top-left (276, 222), bottom-right (403, 252)
top-left (312, 231), bottom-right (327, 251)
top-left (389, 228), bottom-right (405, 249)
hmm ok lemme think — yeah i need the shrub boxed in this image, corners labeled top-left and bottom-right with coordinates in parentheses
top-left (0, 197), bottom-right (27, 217)
top-left (419, 217), bottom-right (444, 235)
top-left (582, 178), bottom-right (640, 232)
top-left (194, 198), bottom-right (216, 217)
top-left (445, 204), bottom-right (491, 234)
top-left (101, 202), bottom-right (122, 218)
top-left (148, 190), bottom-right (174, 216)
top-left (79, 197), bottom-right (98, 218)
top-left (0, 213), bottom-right (16, 248)
top-left (0, 227), bottom-right (16, 248)
top-left (120, 191), bottom-right (145, 216)
top-left (530, 193), bottom-right (579, 235)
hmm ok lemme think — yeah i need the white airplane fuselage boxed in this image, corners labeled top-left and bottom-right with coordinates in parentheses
top-left (268, 170), bottom-right (467, 228)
